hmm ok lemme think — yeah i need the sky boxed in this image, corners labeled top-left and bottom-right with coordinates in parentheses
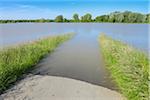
top-left (0, 0), bottom-right (149, 19)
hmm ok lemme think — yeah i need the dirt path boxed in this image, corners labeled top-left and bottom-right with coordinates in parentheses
top-left (1, 75), bottom-right (124, 100)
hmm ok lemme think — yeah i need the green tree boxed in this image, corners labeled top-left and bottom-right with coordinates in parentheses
top-left (128, 13), bottom-right (137, 23)
top-left (95, 16), bottom-right (103, 22)
top-left (63, 18), bottom-right (69, 22)
top-left (136, 14), bottom-right (146, 23)
top-left (55, 15), bottom-right (63, 22)
top-left (146, 14), bottom-right (150, 23)
top-left (73, 13), bottom-right (79, 22)
top-left (115, 13), bottom-right (124, 22)
top-left (102, 15), bottom-right (109, 22)
top-left (38, 18), bottom-right (45, 23)
top-left (81, 13), bottom-right (92, 22)
top-left (108, 13), bottom-right (115, 22)
top-left (123, 11), bottom-right (132, 22)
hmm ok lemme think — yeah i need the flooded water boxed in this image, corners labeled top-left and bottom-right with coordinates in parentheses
top-left (33, 32), bottom-right (116, 90)
top-left (0, 23), bottom-right (149, 52)
top-left (0, 23), bottom-right (149, 90)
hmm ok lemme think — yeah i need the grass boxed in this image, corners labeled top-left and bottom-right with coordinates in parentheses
top-left (0, 33), bottom-right (74, 94)
top-left (99, 34), bottom-right (149, 100)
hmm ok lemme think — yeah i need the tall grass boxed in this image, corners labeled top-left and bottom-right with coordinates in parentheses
top-left (99, 34), bottom-right (149, 100)
top-left (0, 33), bottom-right (73, 93)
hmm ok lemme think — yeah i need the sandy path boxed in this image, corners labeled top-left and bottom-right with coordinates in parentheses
top-left (0, 75), bottom-right (124, 100)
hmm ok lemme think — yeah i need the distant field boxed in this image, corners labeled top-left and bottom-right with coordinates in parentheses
top-left (99, 34), bottom-right (149, 100)
top-left (0, 33), bottom-right (73, 94)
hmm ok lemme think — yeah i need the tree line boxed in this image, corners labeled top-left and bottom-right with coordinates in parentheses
top-left (0, 11), bottom-right (149, 23)
top-left (0, 19), bottom-right (54, 23)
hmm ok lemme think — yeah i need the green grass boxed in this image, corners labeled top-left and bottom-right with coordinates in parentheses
top-left (99, 34), bottom-right (149, 100)
top-left (0, 33), bottom-right (74, 93)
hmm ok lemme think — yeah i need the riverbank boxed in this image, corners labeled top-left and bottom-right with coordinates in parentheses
top-left (99, 34), bottom-right (149, 100)
top-left (0, 33), bottom-right (73, 94)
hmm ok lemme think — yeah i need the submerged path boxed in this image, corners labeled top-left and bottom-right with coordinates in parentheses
top-left (1, 33), bottom-right (124, 100)
top-left (33, 32), bottom-right (115, 89)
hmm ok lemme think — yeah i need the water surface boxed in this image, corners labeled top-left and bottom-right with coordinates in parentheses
top-left (0, 23), bottom-right (149, 52)
top-left (0, 23), bottom-right (149, 90)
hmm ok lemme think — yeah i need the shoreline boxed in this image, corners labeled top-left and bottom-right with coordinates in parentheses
top-left (0, 22), bottom-right (150, 24)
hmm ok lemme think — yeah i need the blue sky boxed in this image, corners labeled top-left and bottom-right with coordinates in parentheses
top-left (0, 0), bottom-right (149, 19)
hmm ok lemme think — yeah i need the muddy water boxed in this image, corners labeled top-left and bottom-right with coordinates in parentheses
top-left (0, 23), bottom-right (149, 90)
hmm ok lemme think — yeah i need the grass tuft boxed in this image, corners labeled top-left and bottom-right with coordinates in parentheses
top-left (99, 34), bottom-right (149, 100)
top-left (0, 33), bottom-right (74, 93)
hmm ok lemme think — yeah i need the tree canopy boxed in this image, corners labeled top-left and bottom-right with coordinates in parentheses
top-left (55, 15), bottom-right (63, 22)
top-left (73, 13), bottom-right (79, 22)
top-left (81, 13), bottom-right (92, 22)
